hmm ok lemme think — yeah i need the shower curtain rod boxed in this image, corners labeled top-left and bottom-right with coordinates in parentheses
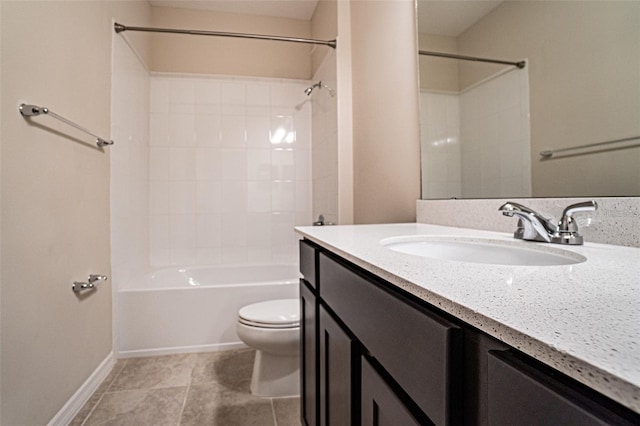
top-left (114, 23), bottom-right (337, 49)
top-left (419, 50), bottom-right (526, 69)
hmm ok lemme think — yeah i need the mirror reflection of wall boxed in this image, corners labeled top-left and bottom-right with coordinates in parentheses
top-left (420, 56), bottom-right (531, 199)
top-left (418, 0), bottom-right (640, 200)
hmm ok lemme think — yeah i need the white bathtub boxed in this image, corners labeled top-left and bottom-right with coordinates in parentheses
top-left (117, 264), bottom-right (299, 358)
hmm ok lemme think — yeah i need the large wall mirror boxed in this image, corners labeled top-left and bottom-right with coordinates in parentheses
top-left (417, 0), bottom-right (640, 200)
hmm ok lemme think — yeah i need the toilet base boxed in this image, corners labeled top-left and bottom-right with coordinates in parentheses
top-left (250, 350), bottom-right (300, 398)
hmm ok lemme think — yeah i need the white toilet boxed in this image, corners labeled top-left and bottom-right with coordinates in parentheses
top-left (236, 298), bottom-right (300, 397)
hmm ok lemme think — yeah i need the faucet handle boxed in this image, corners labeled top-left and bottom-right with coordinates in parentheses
top-left (558, 201), bottom-right (598, 232)
top-left (553, 200), bottom-right (598, 245)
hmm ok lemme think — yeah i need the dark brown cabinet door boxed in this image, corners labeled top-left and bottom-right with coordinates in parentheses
top-left (361, 356), bottom-right (424, 426)
top-left (488, 351), bottom-right (638, 426)
top-left (319, 306), bottom-right (353, 426)
top-left (300, 280), bottom-right (318, 426)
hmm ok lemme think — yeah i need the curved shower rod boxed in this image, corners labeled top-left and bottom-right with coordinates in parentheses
top-left (114, 22), bottom-right (337, 49)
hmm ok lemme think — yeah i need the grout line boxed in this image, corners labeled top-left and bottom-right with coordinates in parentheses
top-left (104, 359), bottom-right (128, 393)
top-left (176, 363), bottom-right (193, 425)
top-left (270, 398), bottom-right (278, 426)
top-left (79, 359), bottom-right (128, 426)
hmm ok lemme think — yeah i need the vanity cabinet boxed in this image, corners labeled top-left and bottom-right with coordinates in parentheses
top-left (300, 279), bottom-right (318, 426)
top-left (319, 305), bottom-right (355, 425)
top-left (487, 350), bottom-right (639, 425)
top-left (298, 239), bottom-right (640, 426)
top-left (361, 355), bottom-right (423, 425)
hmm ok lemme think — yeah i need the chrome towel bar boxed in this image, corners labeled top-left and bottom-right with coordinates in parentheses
top-left (72, 274), bottom-right (108, 293)
top-left (19, 104), bottom-right (114, 147)
top-left (540, 135), bottom-right (639, 158)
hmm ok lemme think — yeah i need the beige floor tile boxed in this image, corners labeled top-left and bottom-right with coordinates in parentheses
top-left (84, 387), bottom-right (187, 426)
top-left (69, 348), bottom-right (300, 426)
top-left (109, 353), bottom-right (197, 391)
top-left (180, 382), bottom-right (275, 426)
top-left (273, 397), bottom-right (301, 426)
top-left (191, 348), bottom-right (255, 391)
top-left (69, 359), bottom-right (129, 425)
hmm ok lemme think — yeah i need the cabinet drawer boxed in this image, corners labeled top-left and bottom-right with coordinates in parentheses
top-left (300, 239), bottom-right (318, 289)
top-left (488, 350), bottom-right (639, 426)
top-left (319, 253), bottom-right (462, 425)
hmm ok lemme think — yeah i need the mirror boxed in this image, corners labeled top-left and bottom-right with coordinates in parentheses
top-left (417, 0), bottom-right (640, 199)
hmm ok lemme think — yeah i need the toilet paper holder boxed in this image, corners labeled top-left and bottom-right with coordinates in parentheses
top-left (72, 274), bottom-right (108, 293)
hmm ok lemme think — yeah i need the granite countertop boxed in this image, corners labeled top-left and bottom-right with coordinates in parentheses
top-left (295, 223), bottom-right (640, 414)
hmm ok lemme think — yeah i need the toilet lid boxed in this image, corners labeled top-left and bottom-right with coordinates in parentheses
top-left (238, 299), bottom-right (300, 328)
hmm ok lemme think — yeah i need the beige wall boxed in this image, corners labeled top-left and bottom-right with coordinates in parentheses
top-left (149, 6), bottom-right (314, 79)
top-left (418, 33), bottom-right (459, 92)
top-left (350, 0), bottom-right (421, 223)
top-left (336, 0), bottom-right (354, 224)
top-left (457, 1), bottom-right (640, 197)
top-left (0, 1), bottom-right (150, 424)
top-left (311, 0), bottom-right (337, 76)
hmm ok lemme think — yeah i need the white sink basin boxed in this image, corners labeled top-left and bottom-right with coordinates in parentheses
top-left (381, 236), bottom-right (586, 266)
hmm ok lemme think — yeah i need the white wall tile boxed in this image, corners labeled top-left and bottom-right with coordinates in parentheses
top-left (150, 181), bottom-right (170, 215)
top-left (170, 79), bottom-right (195, 104)
top-left (247, 213), bottom-right (272, 247)
top-left (221, 212), bottom-right (248, 247)
top-left (221, 181), bottom-right (248, 212)
top-left (221, 149), bottom-right (248, 181)
top-left (196, 214), bottom-right (222, 248)
top-left (248, 181), bottom-right (272, 212)
top-left (272, 148), bottom-right (295, 181)
top-left (295, 149), bottom-right (312, 182)
top-left (195, 80), bottom-right (220, 105)
top-left (170, 214), bottom-right (196, 249)
top-left (221, 82), bottom-right (246, 105)
top-left (195, 147), bottom-right (223, 181)
top-left (149, 147), bottom-right (169, 181)
top-left (150, 78), bottom-right (169, 113)
top-left (195, 181), bottom-right (222, 213)
top-left (149, 74), bottom-right (312, 267)
top-left (169, 114), bottom-right (195, 146)
top-left (170, 181), bottom-right (196, 214)
top-left (246, 84), bottom-right (270, 106)
top-left (246, 115), bottom-right (271, 148)
top-left (272, 181), bottom-right (295, 212)
top-left (150, 215), bottom-right (170, 250)
top-left (169, 148), bottom-right (197, 181)
top-left (247, 149), bottom-right (272, 181)
top-left (221, 115), bottom-right (246, 147)
top-left (195, 113), bottom-right (221, 146)
top-left (170, 248), bottom-right (198, 265)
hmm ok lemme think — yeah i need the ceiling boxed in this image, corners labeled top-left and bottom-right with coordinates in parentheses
top-left (148, 0), bottom-right (503, 36)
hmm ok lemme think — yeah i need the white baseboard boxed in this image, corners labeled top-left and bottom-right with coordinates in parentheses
top-left (118, 341), bottom-right (248, 358)
top-left (48, 351), bottom-right (115, 426)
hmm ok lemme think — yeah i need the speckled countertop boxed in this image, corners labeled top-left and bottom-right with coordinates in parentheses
top-left (295, 223), bottom-right (640, 414)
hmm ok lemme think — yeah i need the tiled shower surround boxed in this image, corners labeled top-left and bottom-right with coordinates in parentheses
top-left (421, 66), bottom-right (531, 199)
top-left (149, 74), bottom-right (312, 267)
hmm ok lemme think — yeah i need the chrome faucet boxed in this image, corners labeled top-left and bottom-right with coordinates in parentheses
top-left (498, 201), bottom-right (597, 245)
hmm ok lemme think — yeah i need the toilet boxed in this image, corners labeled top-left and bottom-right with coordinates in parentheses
top-left (236, 298), bottom-right (300, 397)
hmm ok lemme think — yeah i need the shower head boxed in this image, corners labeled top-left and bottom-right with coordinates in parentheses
top-left (304, 81), bottom-right (336, 98)
top-left (304, 81), bottom-right (336, 97)
top-left (304, 81), bottom-right (321, 96)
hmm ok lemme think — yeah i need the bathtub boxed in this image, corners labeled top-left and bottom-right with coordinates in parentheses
top-left (117, 264), bottom-right (299, 358)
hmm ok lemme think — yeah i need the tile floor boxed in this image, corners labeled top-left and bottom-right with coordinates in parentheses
top-left (70, 348), bottom-right (300, 425)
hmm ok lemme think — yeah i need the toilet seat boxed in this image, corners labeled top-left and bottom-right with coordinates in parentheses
top-left (238, 299), bottom-right (300, 329)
